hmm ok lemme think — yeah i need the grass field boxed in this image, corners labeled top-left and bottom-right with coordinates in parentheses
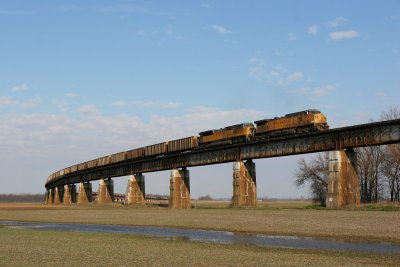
top-left (0, 201), bottom-right (399, 266)
top-left (0, 202), bottom-right (399, 244)
top-left (1, 227), bottom-right (399, 266)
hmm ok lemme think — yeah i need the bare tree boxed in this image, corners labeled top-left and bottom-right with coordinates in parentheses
top-left (295, 153), bottom-right (329, 205)
top-left (380, 106), bottom-right (400, 202)
top-left (294, 106), bottom-right (400, 204)
top-left (382, 145), bottom-right (400, 201)
top-left (356, 146), bottom-right (384, 203)
top-left (0, 194), bottom-right (44, 203)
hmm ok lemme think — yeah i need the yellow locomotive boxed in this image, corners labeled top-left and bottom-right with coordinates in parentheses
top-left (255, 109), bottom-right (328, 136)
top-left (199, 123), bottom-right (255, 145)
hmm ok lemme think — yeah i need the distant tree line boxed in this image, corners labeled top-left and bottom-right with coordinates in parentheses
top-left (198, 195), bottom-right (213, 200)
top-left (0, 194), bottom-right (45, 203)
top-left (295, 107), bottom-right (400, 205)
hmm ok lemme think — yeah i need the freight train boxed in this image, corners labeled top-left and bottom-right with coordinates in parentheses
top-left (47, 109), bottom-right (328, 183)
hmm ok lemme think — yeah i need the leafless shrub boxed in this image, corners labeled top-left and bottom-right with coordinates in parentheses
top-left (295, 153), bottom-right (329, 205)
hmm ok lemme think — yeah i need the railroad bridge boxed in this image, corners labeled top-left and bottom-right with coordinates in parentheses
top-left (45, 119), bottom-right (400, 208)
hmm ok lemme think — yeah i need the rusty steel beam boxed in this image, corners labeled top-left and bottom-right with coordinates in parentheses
top-left (45, 119), bottom-right (400, 189)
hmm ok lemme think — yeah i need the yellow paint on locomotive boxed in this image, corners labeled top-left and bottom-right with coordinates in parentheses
top-left (199, 125), bottom-right (254, 144)
top-left (256, 112), bottom-right (327, 134)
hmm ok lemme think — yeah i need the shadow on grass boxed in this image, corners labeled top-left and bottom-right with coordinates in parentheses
top-left (357, 204), bottom-right (400, 211)
top-left (303, 204), bottom-right (327, 210)
top-left (304, 203), bottom-right (400, 211)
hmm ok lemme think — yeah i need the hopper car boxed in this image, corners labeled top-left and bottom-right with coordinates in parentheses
top-left (46, 109), bottom-right (328, 183)
top-left (70, 165), bottom-right (78, 172)
top-left (86, 159), bottom-right (98, 169)
top-left (168, 136), bottom-right (198, 153)
top-left (126, 148), bottom-right (144, 160)
top-left (77, 162), bottom-right (87, 171)
top-left (144, 142), bottom-right (168, 157)
top-left (110, 152), bottom-right (126, 164)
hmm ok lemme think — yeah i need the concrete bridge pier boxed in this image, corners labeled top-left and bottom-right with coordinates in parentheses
top-left (97, 178), bottom-right (114, 204)
top-left (45, 189), bottom-right (50, 204)
top-left (169, 168), bottom-right (190, 209)
top-left (63, 184), bottom-right (77, 204)
top-left (326, 148), bottom-right (360, 208)
top-left (232, 159), bottom-right (257, 207)
top-left (53, 186), bottom-right (64, 205)
top-left (125, 174), bottom-right (145, 206)
top-left (77, 182), bottom-right (92, 204)
top-left (47, 189), bottom-right (55, 205)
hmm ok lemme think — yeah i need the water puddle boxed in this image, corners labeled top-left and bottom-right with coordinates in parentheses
top-left (1, 221), bottom-right (399, 253)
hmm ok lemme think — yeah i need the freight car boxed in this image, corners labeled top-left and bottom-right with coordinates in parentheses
top-left (126, 147), bottom-right (144, 160)
top-left (86, 159), bottom-right (98, 169)
top-left (199, 123), bottom-right (255, 146)
top-left (77, 162), bottom-right (87, 171)
top-left (144, 142), bottom-right (168, 157)
top-left (64, 167), bottom-right (71, 175)
top-left (254, 109), bottom-right (328, 137)
top-left (110, 151), bottom-right (126, 164)
top-left (70, 165), bottom-right (78, 172)
top-left (97, 156), bottom-right (111, 166)
top-left (168, 136), bottom-right (198, 153)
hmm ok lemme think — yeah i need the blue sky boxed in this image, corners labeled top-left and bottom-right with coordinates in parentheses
top-left (1, 1), bottom-right (399, 197)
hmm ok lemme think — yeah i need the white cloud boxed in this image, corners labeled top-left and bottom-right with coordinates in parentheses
top-left (11, 84), bottom-right (29, 92)
top-left (112, 101), bottom-right (128, 107)
top-left (52, 100), bottom-right (70, 113)
top-left (21, 97), bottom-right (42, 109)
top-left (375, 91), bottom-right (387, 98)
top-left (328, 17), bottom-right (348, 28)
top-left (211, 25), bottom-right (231, 34)
top-left (287, 72), bottom-right (304, 82)
top-left (137, 29), bottom-right (146, 36)
top-left (288, 32), bottom-right (296, 41)
top-left (299, 84), bottom-right (337, 96)
top-left (249, 57), bottom-right (261, 64)
top-left (249, 61), bottom-right (268, 78)
top-left (133, 100), bottom-right (180, 109)
top-left (248, 59), bottom-right (304, 86)
top-left (274, 49), bottom-right (284, 56)
top-left (77, 105), bottom-right (100, 116)
top-left (329, 30), bottom-right (359, 41)
top-left (277, 72), bottom-right (304, 86)
top-left (0, 96), bottom-right (17, 107)
top-left (66, 93), bottom-right (79, 98)
top-left (385, 15), bottom-right (400, 21)
top-left (308, 25), bottom-right (318, 35)
top-left (268, 71), bottom-right (280, 78)
top-left (163, 102), bottom-right (180, 109)
top-left (165, 24), bottom-right (173, 35)
top-left (201, 3), bottom-right (214, 8)
top-left (248, 58), bottom-right (278, 82)
top-left (0, 95), bottom-right (42, 109)
top-left (0, 106), bottom-right (267, 162)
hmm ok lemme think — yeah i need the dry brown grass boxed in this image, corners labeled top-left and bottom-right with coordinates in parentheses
top-left (1, 227), bottom-right (399, 266)
top-left (0, 202), bottom-right (399, 244)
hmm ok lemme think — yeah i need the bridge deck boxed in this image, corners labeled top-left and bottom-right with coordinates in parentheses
top-left (45, 119), bottom-right (400, 189)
